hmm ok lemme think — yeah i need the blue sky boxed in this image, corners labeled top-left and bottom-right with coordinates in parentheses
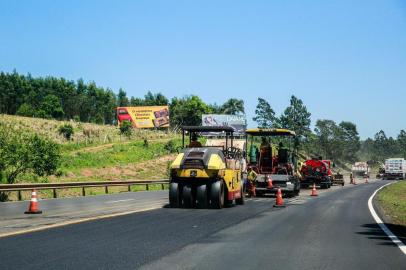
top-left (1, 0), bottom-right (405, 138)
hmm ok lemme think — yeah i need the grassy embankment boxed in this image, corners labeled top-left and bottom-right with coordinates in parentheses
top-left (0, 114), bottom-right (181, 200)
top-left (376, 181), bottom-right (406, 226)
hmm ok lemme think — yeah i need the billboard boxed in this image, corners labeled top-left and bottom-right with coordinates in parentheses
top-left (117, 106), bottom-right (169, 128)
top-left (202, 114), bottom-right (246, 134)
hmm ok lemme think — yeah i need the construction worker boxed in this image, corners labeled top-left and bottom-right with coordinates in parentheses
top-left (249, 144), bottom-right (258, 164)
top-left (247, 168), bottom-right (257, 197)
top-left (260, 137), bottom-right (271, 152)
top-left (188, 133), bottom-right (202, 147)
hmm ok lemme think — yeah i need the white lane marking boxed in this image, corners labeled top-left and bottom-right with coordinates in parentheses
top-left (368, 182), bottom-right (406, 255)
top-left (105, 199), bottom-right (135, 204)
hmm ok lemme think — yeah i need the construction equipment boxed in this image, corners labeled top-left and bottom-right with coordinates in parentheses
top-left (300, 158), bottom-right (332, 189)
top-left (245, 128), bottom-right (301, 197)
top-left (351, 162), bottom-right (369, 180)
top-left (168, 126), bottom-right (245, 209)
top-left (383, 158), bottom-right (406, 180)
top-left (333, 172), bottom-right (345, 186)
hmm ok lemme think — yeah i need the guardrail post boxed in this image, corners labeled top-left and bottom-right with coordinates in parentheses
top-left (53, 188), bottom-right (57, 199)
top-left (161, 183), bottom-right (164, 190)
top-left (18, 190), bottom-right (22, 201)
top-left (105, 186), bottom-right (108, 194)
top-left (146, 184), bottom-right (149, 191)
top-left (82, 187), bottom-right (86, 196)
top-left (128, 185), bottom-right (131, 192)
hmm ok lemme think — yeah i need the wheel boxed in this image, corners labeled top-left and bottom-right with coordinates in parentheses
top-left (236, 186), bottom-right (245, 205)
top-left (182, 185), bottom-right (194, 208)
top-left (169, 182), bottom-right (181, 208)
top-left (196, 184), bottom-right (208, 208)
top-left (210, 180), bottom-right (224, 209)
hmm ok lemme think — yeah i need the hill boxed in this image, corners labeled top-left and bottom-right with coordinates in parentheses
top-left (0, 114), bottom-right (181, 185)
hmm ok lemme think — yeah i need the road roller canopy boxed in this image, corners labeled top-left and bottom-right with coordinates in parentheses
top-left (182, 126), bottom-right (234, 133)
top-left (245, 128), bottom-right (296, 137)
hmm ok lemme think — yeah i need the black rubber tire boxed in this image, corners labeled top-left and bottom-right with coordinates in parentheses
top-left (236, 186), bottom-right (245, 205)
top-left (210, 181), bottom-right (224, 209)
top-left (182, 185), bottom-right (194, 208)
top-left (169, 182), bottom-right (181, 208)
top-left (196, 184), bottom-right (208, 209)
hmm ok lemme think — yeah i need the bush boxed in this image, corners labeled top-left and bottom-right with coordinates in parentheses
top-left (58, 124), bottom-right (74, 140)
top-left (0, 123), bottom-right (60, 200)
top-left (119, 120), bottom-right (133, 137)
top-left (164, 140), bottom-right (177, 153)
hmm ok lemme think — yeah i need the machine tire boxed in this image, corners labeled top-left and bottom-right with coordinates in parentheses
top-left (182, 185), bottom-right (194, 208)
top-left (210, 180), bottom-right (224, 209)
top-left (169, 182), bottom-right (181, 208)
top-left (236, 186), bottom-right (245, 205)
top-left (196, 184), bottom-right (208, 209)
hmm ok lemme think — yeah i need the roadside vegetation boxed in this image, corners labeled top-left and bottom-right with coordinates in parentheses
top-left (1, 70), bottom-right (406, 201)
top-left (377, 181), bottom-right (406, 226)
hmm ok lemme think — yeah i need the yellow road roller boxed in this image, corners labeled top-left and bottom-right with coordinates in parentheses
top-left (169, 126), bottom-right (245, 209)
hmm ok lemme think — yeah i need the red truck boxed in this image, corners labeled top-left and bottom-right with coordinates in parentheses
top-left (300, 158), bottom-right (332, 189)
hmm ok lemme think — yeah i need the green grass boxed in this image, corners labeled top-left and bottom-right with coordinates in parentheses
top-left (377, 181), bottom-right (406, 226)
top-left (60, 139), bottom-right (181, 172)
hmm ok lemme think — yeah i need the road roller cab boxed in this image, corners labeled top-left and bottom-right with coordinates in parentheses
top-left (169, 126), bottom-right (245, 209)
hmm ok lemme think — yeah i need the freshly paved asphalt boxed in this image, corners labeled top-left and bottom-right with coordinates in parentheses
top-left (0, 180), bottom-right (404, 270)
top-left (0, 190), bottom-right (168, 235)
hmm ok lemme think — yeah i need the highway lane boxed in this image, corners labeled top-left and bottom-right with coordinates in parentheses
top-left (0, 176), bottom-right (357, 236)
top-left (0, 180), bottom-right (404, 270)
top-left (0, 190), bottom-right (168, 236)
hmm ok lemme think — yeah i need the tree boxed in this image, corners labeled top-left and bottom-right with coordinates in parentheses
top-left (220, 98), bottom-right (245, 115)
top-left (337, 121), bottom-right (360, 163)
top-left (398, 130), bottom-right (406, 158)
top-left (16, 103), bottom-right (35, 117)
top-left (0, 123), bottom-right (60, 190)
top-left (169, 95), bottom-right (212, 126)
top-left (253, 98), bottom-right (275, 128)
top-left (39, 94), bottom-right (64, 119)
top-left (117, 88), bottom-right (129, 107)
top-left (278, 95), bottom-right (311, 145)
top-left (314, 119), bottom-right (339, 159)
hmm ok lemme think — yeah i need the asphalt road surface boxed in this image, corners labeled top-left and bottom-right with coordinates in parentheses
top-left (0, 180), bottom-right (404, 270)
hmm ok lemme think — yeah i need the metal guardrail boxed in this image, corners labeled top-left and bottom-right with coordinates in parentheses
top-left (0, 180), bottom-right (170, 201)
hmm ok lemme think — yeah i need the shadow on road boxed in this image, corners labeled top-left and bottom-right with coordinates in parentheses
top-left (357, 223), bottom-right (406, 246)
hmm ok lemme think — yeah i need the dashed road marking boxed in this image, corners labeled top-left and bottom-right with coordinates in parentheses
top-left (105, 199), bottom-right (135, 204)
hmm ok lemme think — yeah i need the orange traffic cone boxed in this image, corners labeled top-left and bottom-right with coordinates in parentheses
top-left (267, 177), bottom-right (273, 188)
top-left (25, 189), bottom-right (42, 214)
top-left (311, 183), bottom-right (318, 197)
top-left (273, 188), bottom-right (285, 207)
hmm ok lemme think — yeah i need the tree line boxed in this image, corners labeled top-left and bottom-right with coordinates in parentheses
top-left (0, 70), bottom-right (245, 126)
top-left (1, 70), bottom-right (403, 164)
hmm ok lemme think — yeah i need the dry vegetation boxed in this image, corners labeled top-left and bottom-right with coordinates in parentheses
top-left (0, 114), bottom-right (180, 186)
